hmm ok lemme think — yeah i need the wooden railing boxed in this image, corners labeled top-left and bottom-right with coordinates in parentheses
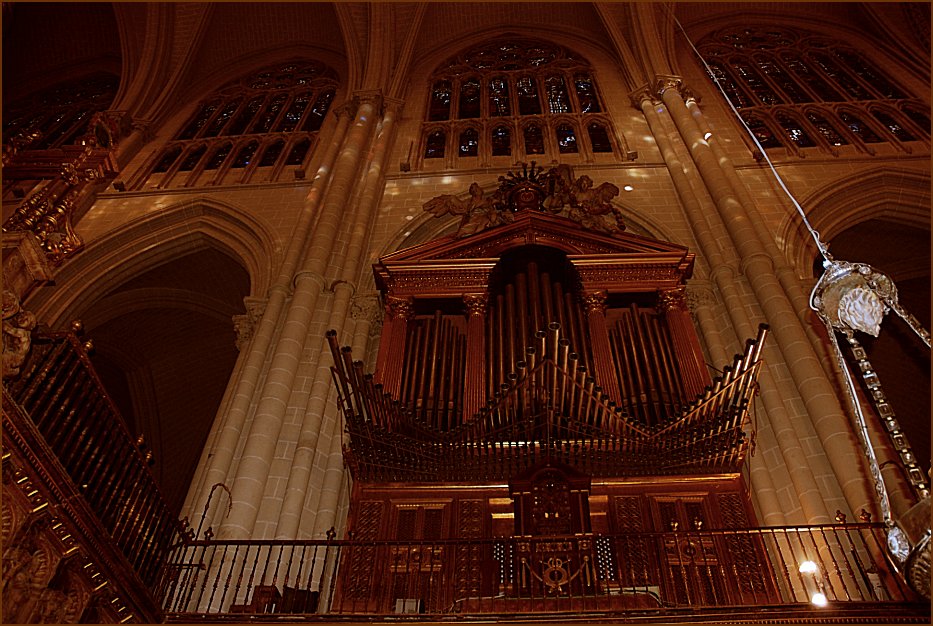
top-left (4, 330), bottom-right (181, 589)
top-left (160, 524), bottom-right (927, 621)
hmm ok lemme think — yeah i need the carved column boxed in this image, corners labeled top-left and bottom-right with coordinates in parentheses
top-left (658, 286), bottom-right (710, 397)
top-left (375, 295), bottom-right (413, 398)
top-left (581, 290), bottom-right (622, 404)
top-left (463, 293), bottom-right (488, 420)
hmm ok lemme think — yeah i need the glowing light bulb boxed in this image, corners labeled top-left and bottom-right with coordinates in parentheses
top-left (810, 592), bottom-right (828, 606)
top-left (623, 185), bottom-right (634, 192)
top-left (798, 560), bottom-right (818, 574)
top-left (704, 132), bottom-right (713, 140)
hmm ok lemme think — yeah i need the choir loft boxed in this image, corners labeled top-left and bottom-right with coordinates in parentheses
top-left (2, 2), bottom-right (930, 623)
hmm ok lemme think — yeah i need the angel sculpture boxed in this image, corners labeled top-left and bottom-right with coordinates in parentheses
top-left (542, 163), bottom-right (575, 213)
top-left (423, 182), bottom-right (511, 238)
top-left (568, 174), bottom-right (625, 233)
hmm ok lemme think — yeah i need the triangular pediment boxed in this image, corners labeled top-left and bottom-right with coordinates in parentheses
top-left (381, 210), bottom-right (689, 263)
top-left (375, 210), bottom-right (695, 296)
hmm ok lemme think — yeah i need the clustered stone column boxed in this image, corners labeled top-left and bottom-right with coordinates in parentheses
top-left (639, 76), bottom-right (876, 522)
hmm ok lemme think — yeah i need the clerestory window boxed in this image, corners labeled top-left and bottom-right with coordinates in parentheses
top-left (420, 38), bottom-right (618, 167)
top-left (3, 73), bottom-right (118, 150)
top-left (698, 27), bottom-right (930, 156)
top-left (134, 60), bottom-right (338, 189)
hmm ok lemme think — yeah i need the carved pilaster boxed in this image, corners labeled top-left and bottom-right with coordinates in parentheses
top-left (375, 295), bottom-right (414, 393)
top-left (658, 286), bottom-right (710, 395)
top-left (463, 293), bottom-right (488, 418)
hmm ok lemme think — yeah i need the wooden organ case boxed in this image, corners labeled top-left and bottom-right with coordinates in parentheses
top-left (330, 165), bottom-right (776, 614)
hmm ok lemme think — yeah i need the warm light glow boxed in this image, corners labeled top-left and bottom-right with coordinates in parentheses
top-left (810, 592), bottom-right (828, 607)
top-left (798, 560), bottom-right (818, 574)
top-left (623, 185), bottom-right (634, 192)
top-left (704, 131), bottom-right (713, 140)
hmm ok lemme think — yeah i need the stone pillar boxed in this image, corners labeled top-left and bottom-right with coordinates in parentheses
top-left (581, 290), bottom-right (622, 403)
top-left (221, 95), bottom-right (380, 538)
top-left (276, 96), bottom-right (399, 540)
top-left (657, 286), bottom-right (710, 398)
top-left (657, 76), bottom-right (874, 519)
top-left (183, 104), bottom-right (352, 529)
top-left (632, 86), bottom-right (832, 524)
top-left (463, 293), bottom-right (488, 420)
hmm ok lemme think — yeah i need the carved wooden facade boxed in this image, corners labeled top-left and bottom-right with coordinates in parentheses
top-left (330, 165), bottom-right (774, 613)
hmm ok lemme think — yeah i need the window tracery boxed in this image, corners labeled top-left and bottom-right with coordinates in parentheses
top-left (420, 38), bottom-right (619, 168)
top-left (3, 73), bottom-right (118, 150)
top-left (698, 27), bottom-right (929, 156)
top-left (134, 61), bottom-right (338, 189)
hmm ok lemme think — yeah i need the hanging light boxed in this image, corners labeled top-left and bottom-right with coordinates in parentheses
top-left (667, 5), bottom-right (931, 600)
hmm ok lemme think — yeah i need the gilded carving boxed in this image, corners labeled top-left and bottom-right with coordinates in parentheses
top-left (2, 289), bottom-right (37, 379)
top-left (385, 295), bottom-right (414, 320)
top-left (422, 163), bottom-right (625, 239)
top-left (582, 291), bottom-right (607, 315)
top-left (657, 287), bottom-right (688, 312)
top-left (463, 293), bottom-right (488, 317)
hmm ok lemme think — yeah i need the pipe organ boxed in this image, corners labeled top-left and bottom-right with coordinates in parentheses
top-left (332, 165), bottom-right (774, 613)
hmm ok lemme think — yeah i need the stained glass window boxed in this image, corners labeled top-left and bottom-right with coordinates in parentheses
top-left (699, 26), bottom-right (922, 154)
top-left (902, 107), bottom-right (931, 136)
top-left (204, 143), bottom-right (233, 170)
top-left (305, 89), bottom-right (334, 132)
top-left (545, 75), bottom-right (572, 114)
top-left (517, 76), bottom-right (542, 115)
top-left (140, 60), bottom-right (338, 187)
top-left (776, 113), bottom-right (815, 147)
top-left (459, 128), bottom-right (479, 156)
top-left (556, 124), bottom-right (578, 153)
top-left (459, 78), bottom-right (482, 119)
top-left (741, 115), bottom-right (782, 149)
top-left (178, 145), bottom-right (207, 171)
top-left (153, 147), bottom-right (182, 173)
top-left (179, 103), bottom-right (219, 140)
top-left (523, 123), bottom-right (545, 154)
top-left (259, 140), bottom-right (285, 167)
top-left (422, 37), bottom-right (615, 165)
top-left (424, 130), bottom-right (446, 158)
top-left (871, 111), bottom-right (915, 142)
top-left (573, 73), bottom-right (601, 113)
top-left (489, 77), bottom-right (511, 116)
top-left (587, 123), bottom-right (613, 152)
top-left (285, 138), bottom-right (312, 165)
top-left (429, 80), bottom-right (452, 121)
top-left (3, 73), bottom-right (118, 149)
top-left (491, 126), bottom-right (511, 156)
top-left (806, 112), bottom-right (847, 146)
top-left (839, 111), bottom-right (883, 143)
top-left (232, 141), bottom-right (259, 168)
top-left (278, 93), bottom-right (311, 132)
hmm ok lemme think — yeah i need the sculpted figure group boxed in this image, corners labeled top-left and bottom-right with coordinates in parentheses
top-left (423, 164), bottom-right (624, 238)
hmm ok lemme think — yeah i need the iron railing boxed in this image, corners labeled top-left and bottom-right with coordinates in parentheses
top-left (161, 523), bottom-right (926, 619)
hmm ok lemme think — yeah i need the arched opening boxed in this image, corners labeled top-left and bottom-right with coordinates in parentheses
top-left (79, 244), bottom-right (251, 515)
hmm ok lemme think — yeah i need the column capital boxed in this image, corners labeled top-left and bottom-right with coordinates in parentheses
top-left (628, 84), bottom-right (657, 109)
top-left (463, 293), bottom-right (488, 317)
top-left (582, 290), bottom-right (608, 315)
top-left (385, 294), bottom-right (414, 320)
top-left (654, 74), bottom-right (685, 99)
top-left (333, 99), bottom-right (359, 120)
top-left (350, 294), bottom-right (382, 324)
top-left (353, 89), bottom-right (384, 112)
top-left (657, 286), bottom-right (688, 312)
